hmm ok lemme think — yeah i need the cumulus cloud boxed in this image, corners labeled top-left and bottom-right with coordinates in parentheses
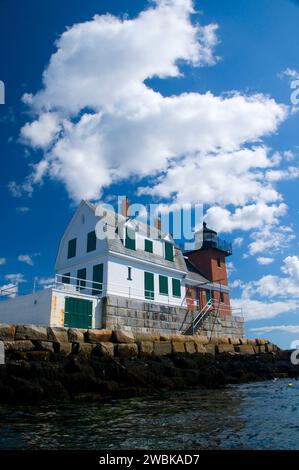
top-left (231, 255), bottom-right (299, 320)
top-left (4, 273), bottom-right (26, 284)
top-left (256, 256), bottom-right (274, 265)
top-left (0, 257), bottom-right (6, 266)
top-left (250, 325), bottom-right (299, 334)
top-left (17, 0), bottom-right (288, 208)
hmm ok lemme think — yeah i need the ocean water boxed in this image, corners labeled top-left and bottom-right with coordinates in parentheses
top-left (0, 378), bottom-right (298, 450)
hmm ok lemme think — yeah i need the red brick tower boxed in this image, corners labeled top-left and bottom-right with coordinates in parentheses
top-left (184, 222), bottom-right (232, 315)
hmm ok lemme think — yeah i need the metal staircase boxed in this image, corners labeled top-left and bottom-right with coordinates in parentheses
top-left (182, 298), bottom-right (214, 335)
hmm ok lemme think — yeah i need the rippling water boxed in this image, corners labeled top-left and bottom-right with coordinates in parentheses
top-left (0, 379), bottom-right (299, 450)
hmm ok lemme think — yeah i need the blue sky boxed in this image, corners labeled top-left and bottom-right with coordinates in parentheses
top-left (0, 0), bottom-right (299, 348)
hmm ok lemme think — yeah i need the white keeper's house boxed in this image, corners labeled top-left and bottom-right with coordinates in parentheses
top-left (0, 199), bottom-right (242, 336)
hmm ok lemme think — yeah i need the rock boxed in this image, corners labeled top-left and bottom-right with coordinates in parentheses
top-left (0, 324), bottom-right (15, 341)
top-left (153, 341), bottom-right (172, 356)
top-left (68, 328), bottom-right (86, 343)
top-left (34, 341), bottom-right (55, 353)
top-left (214, 336), bottom-right (230, 345)
top-left (185, 341), bottom-right (196, 354)
top-left (4, 340), bottom-right (34, 352)
top-left (160, 333), bottom-right (171, 341)
top-left (47, 327), bottom-right (69, 343)
top-left (76, 343), bottom-right (95, 357)
top-left (172, 341), bottom-right (186, 354)
top-left (217, 344), bottom-right (235, 354)
top-left (15, 325), bottom-right (48, 341)
top-left (194, 335), bottom-right (209, 345)
top-left (117, 343), bottom-right (138, 358)
top-left (247, 338), bottom-right (257, 345)
top-left (235, 344), bottom-right (256, 355)
top-left (85, 329), bottom-right (112, 343)
top-left (135, 332), bottom-right (161, 342)
top-left (205, 344), bottom-right (216, 356)
top-left (195, 344), bottom-right (207, 354)
top-left (93, 342), bottom-right (114, 357)
top-left (27, 351), bottom-right (51, 361)
top-left (229, 336), bottom-right (242, 346)
top-left (113, 330), bottom-right (135, 344)
top-left (139, 341), bottom-right (154, 357)
top-left (239, 337), bottom-right (249, 345)
top-left (256, 338), bottom-right (269, 345)
top-left (56, 342), bottom-right (72, 355)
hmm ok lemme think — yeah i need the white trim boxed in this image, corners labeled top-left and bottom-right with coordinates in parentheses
top-left (109, 250), bottom-right (186, 275)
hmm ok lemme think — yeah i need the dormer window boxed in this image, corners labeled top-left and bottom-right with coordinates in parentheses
top-left (164, 241), bottom-right (174, 262)
top-left (125, 226), bottom-right (136, 250)
top-left (144, 239), bottom-right (153, 253)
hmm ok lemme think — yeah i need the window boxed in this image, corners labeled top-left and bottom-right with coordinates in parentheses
top-left (77, 268), bottom-right (86, 291)
top-left (172, 278), bottom-right (181, 297)
top-left (144, 239), bottom-right (153, 253)
top-left (87, 230), bottom-right (97, 252)
top-left (92, 264), bottom-right (103, 295)
top-left (217, 257), bottom-right (221, 268)
top-left (127, 266), bottom-right (132, 281)
top-left (144, 272), bottom-right (154, 300)
top-left (165, 241), bottom-right (174, 262)
top-left (67, 238), bottom-right (77, 259)
top-left (159, 275), bottom-right (168, 295)
top-left (206, 290), bottom-right (212, 302)
top-left (62, 273), bottom-right (71, 284)
top-left (125, 227), bottom-right (136, 250)
top-left (220, 292), bottom-right (224, 303)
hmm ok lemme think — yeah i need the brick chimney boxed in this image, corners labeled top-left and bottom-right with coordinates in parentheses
top-left (121, 196), bottom-right (129, 218)
top-left (154, 214), bottom-right (162, 238)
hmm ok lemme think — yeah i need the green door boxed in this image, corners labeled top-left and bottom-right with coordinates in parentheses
top-left (206, 290), bottom-right (212, 302)
top-left (64, 297), bottom-right (92, 329)
top-left (144, 272), bottom-right (154, 300)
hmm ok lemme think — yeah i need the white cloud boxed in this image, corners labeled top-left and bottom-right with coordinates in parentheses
top-left (4, 273), bottom-right (26, 284)
top-left (18, 254), bottom-right (34, 266)
top-left (256, 256), bottom-right (274, 265)
top-left (0, 283), bottom-right (18, 299)
top-left (231, 297), bottom-right (298, 321)
top-left (234, 237), bottom-right (244, 247)
top-left (250, 325), bottom-right (299, 334)
top-left (36, 277), bottom-right (55, 289)
top-left (265, 166), bottom-right (299, 182)
top-left (281, 68), bottom-right (299, 80)
top-left (16, 206), bottom-right (30, 213)
top-left (248, 224), bottom-right (295, 255)
top-left (0, 257), bottom-right (6, 265)
top-left (17, 0), bottom-right (287, 206)
top-left (204, 202), bottom-right (287, 233)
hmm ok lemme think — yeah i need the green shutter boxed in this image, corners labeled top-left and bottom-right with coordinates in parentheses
top-left (62, 273), bottom-right (71, 284)
top-left (92, 264), bottom-right (103, 295)
top-left (144, 239), bottom-right (153, 253)
top-left (64, 297), bottom-right (92, 329)
top-left (77, 268), bottom-right (86, 291)
top-left (172, 278), bottom-right (181, 297)
top-left (144, 272), bottom-right (154, 300)
top-left (87, 230), bottom-right (97, 252)
top-left (165, 241), bottom-right (174, 261)
top-left (67, 238), bottom-right (77, 259)
top-left (159, 275), bottom-right (168, 295)
top-left (125, 227), bottom-right (136, 250)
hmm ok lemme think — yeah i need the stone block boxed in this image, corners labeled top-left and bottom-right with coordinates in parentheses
top-left (139, 340), bottom-right (154, 357)
top-left (76, 343), bottom-right (95, 356)
top-left (113, 329), bottom-right (135, 343)
top-left (47, 327), bottom-right (69, 343)
top-left (193, 335), bottom-right (209, 345)
top-left (57, 342), bottom-right (72, 355)
top-left (0, 324), bottom-right (16, 341)
top-left (229, 336), bottom-right (241, 345)
top-left (195, 344), bottom-right (207, 354)
top-left (15, 325), bottom-right (48, 341)
top-left (205, 344), bottom-right (215, 356)
top-left (68, 328), bottom-right (86, 343)
top-left (4, 340), bottom-right (34, 352)
top-left (172, 341), bottom-right (186, 354)
top-left (85, 329), bottom-right (112, 343)
top-left (185, 341), bottom-right (196, 354)
top-left (117, 343), bottom-right (138, 358)
top-left (217, 344), bottom-right (235, 354)
top-left (235, 344), bottom-right (256, 355)
top-left (256, 338), bottom-right (269, 345)
top-left (93, 342), bottom-right (114, 357)
top-left (35, 341), bottom-right (55, 353)
top-left (153, 341), bottom-right (172, 356)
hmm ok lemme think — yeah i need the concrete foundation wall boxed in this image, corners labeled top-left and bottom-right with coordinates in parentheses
top-left (101, 294), bottom-right (244, 337)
